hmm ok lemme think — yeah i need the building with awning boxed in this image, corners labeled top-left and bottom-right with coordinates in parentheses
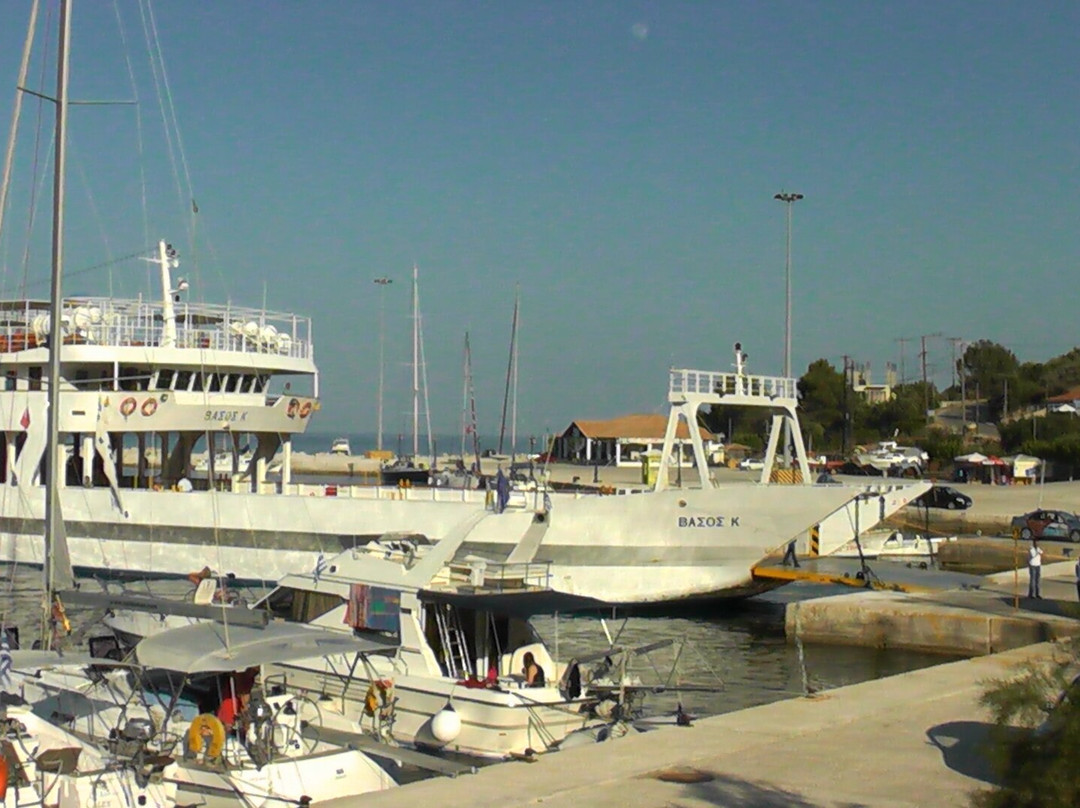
top-left (553, 414), bottom-right (719, 467)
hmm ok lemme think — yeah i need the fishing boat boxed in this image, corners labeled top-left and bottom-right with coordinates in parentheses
top-left (0, 5), bottom-right (929, 605)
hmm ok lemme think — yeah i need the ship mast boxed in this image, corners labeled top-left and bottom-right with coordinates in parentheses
top-left (43, 0), bottom-right (77, 647)
top-left (411, 264), bottom-right (419, 458)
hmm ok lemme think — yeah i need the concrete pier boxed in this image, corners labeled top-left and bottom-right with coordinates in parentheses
top-left (786, 561), bottom-right (1080, 655)
top-left (362, 642), bottom-right (1059, 808)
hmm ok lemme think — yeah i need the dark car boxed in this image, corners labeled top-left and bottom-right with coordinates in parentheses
top-left (1011, 509), bottom-right (1080, 542)
top-left (913, 485), bottom-right (972, 511)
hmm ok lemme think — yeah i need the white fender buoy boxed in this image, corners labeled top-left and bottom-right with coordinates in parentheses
top-left (430, 704), bottom-right (461, 744)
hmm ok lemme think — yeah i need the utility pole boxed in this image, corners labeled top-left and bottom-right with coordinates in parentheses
top-left (842, 355), bottom-right (851, 456)
top-left (919, 332), bottom-right (943, 422)
top-left (896, 337), bottom-right (912, 385)
top-left (959, 340), bottom-right (967, 435)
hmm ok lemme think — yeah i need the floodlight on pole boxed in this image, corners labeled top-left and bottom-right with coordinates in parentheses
top-left (774, 191), bottom-right (803, 467)
top-left (774, 191), bottom-right (804, 381)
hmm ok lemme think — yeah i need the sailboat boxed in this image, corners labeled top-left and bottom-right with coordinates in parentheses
top-left (380, 264), bottom-right (433, 487)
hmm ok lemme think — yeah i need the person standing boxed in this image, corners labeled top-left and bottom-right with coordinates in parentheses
top-left (1074, 557), bottom-right (1080, 602)
top-left (1028, 538), bottom-right (1043, 599)
top-left (783, 539), bottom-right (800, 568)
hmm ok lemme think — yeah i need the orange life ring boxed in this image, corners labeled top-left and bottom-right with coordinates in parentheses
top-left (187, 713), bottom-right (226, 760)
top-left (141, 398), bottom-right (158, 417)
top-left (286, 398), bottom-right (300, 418)
top-left (299, 401), bottom-right (312, 418)
top-left (120, 397), bottom-right (137, 417)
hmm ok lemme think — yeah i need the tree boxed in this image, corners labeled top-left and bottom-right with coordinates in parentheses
top-left (972, 642), bottom-right (1080, 808)
top-left (797, 359), bottom-right (847, 451)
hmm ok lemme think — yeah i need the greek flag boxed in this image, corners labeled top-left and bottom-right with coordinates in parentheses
top-left (313, 552), bottom-right (327, 583)
top-left (0, 636), bottom-right (12, 691)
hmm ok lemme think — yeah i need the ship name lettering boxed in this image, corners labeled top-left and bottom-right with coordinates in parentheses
top-left (677, 516), bottom-right (740, 528)
top-left (204, 410), bottom-right (248, 422)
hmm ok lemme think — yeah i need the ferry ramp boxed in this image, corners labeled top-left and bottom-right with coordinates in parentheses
top-left (751, 556), bottom-right (986, 593)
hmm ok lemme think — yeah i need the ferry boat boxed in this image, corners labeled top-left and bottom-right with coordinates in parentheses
top-left (0, 270), bottom-right (927, 604)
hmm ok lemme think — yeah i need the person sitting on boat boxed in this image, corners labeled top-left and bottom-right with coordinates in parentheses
top-left (216, 667), bottom-right (258, 730)
top-left (522, 651), bottom-right (545, 687)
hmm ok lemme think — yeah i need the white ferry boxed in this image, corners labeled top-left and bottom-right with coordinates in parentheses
top-left (0, 261), bottom-right (927, 604)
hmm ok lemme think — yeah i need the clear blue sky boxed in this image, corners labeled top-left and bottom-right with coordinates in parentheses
top-left (0, 1), bottom-right (1077, 444)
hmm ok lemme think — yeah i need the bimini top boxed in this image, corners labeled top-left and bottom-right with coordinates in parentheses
top-left (135, 620), bottom-right (397, 674)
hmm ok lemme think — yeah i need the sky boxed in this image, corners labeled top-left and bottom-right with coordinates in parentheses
top-left (0, 1), bottom-right (1077, 445)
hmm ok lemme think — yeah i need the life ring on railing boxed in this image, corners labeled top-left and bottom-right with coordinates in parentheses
top-left (299, 401), bottom-right (312, 418)
top-left (141, 398), bottom-right (158, 417)
top-left (187, 713), bottom-right (227, 760)
top-left (286, 398), bottom-right (300, 418)
top-left (119, 397), bottom-right (137, 417)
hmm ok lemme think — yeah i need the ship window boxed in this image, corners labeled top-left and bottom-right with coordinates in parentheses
top-left (227, 375), bottom-right (240, 393)
top-left (207, 373), bottom-right (221, 392)
top-left (157, 369), bottom-right (174, 390)
top-left (175, 371), bottom-right (191, 391)
top-left (28, 367), bottom-right (42, 391)
top-left (74, 369), bottom-right (89, 388)
top-left (261, 586), bottom-right (343, 624)
top-left (5, 371), bottom-right (16, 391)
top-left (119, 367), bottom-right (139, 391)
top-left (257, 374), bottom-right (269, 392)
top-left (192, 373), bottom-right (204, 392)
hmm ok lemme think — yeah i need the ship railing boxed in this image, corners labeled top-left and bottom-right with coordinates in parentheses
top-left (668, 368), bottom-right (797, 402)
top-left (0, 297), bottom-right (313, 359)
top-left (440, 559), bottom-right (553, 593)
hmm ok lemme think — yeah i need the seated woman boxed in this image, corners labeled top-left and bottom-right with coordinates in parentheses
top-left (522, 651), bottom-right (546, 687)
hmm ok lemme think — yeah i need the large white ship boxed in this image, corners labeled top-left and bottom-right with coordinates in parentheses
top-left (0, 253), bottom-right (925, 604)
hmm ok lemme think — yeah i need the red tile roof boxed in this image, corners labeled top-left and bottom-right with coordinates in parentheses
top-left (570, 414), bottom-right (713, 441)
top-left (1048, 386), bottom-right (1080, 403)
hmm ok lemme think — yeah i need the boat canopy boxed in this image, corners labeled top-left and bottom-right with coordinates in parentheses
top-left (135, 621), bottom-right (397, 674)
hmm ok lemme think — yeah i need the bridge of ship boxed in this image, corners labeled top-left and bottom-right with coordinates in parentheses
top-left (655, 365), bottom-right (807, 490)
top-left (0, 297), bottom-right (312, 360)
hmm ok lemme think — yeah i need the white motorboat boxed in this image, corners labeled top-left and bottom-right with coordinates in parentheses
top-left (830, 529), bottom-right (957, 560)
top-left (329, 438), bottom-right (352, 456)
top-left (103, 531), bottom-right (624, 760)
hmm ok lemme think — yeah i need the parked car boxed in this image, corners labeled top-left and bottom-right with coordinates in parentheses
top-left (1011, 509), bottom-right (1080, 542)
top-left (737, 458), bottom-right (765, 471)
top-left (913, 486), bottom-right (972, 510)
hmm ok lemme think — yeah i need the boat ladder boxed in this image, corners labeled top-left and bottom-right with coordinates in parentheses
top-left (435, 604), bottom-right (471, 679)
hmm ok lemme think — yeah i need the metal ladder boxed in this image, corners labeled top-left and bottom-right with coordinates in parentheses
top-left (435, 604), bottom-right (470, 679)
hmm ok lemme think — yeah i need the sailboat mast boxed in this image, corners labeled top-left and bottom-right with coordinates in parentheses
top-left (411, 264), bottom-right (419, 458)
top-left (462, 332), bottom-right (481, 470)
top-left (43, 0), bottom-right (73, 638)
top-left (497, 289), bottom-right (519, 456)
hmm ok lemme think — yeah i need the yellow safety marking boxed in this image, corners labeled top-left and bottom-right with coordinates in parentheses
top-left (809, 525), bottom-right (820, 557)
top-left (750, 562), bottom-right (936, 594)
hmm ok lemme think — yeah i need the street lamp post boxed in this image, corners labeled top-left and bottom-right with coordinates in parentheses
top-left (774, 191), bottom-right (803, 467)
top-left (373, 277), bottom-right (393, 451)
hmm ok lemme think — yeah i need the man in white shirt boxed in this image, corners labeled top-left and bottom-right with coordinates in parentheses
top-left (1028, 539), bottom-right (1043, 599)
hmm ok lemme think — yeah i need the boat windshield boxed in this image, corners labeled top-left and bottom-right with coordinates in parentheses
top-left (261, 586), bottom-right (342, 624)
